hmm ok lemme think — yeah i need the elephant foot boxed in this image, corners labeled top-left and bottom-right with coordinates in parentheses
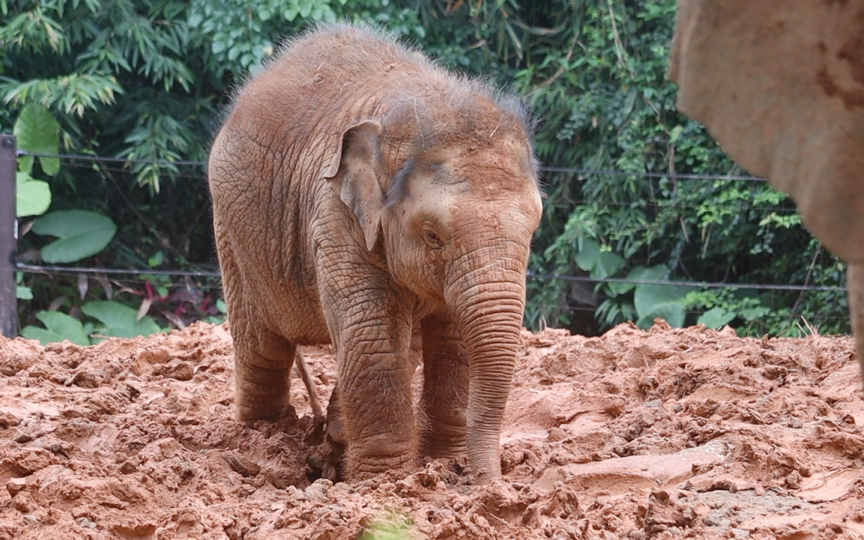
top-left (306, 434), bottom-right (345, 482)
top-left (306, 384), bottom-right (348, 482)
top-left (419, 419), bottom-right (467, 461)
top-left (347, 458), bottom-right (417, 483)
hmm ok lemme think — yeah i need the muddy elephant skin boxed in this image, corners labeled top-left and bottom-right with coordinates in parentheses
top-left (669, 0), bottom-right (864, 385)
top-left (208, 24), bottom-right (543, 483)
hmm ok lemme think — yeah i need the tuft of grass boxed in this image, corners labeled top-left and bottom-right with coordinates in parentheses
top-left (360, 510), bottom-right (415, 540)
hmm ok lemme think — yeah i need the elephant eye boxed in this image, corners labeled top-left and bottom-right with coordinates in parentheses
top-left (421, 225), bottom-right (444, 250)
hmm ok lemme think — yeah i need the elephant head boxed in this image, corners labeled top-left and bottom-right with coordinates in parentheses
top-left (323, 93), bottom-right (542, 480)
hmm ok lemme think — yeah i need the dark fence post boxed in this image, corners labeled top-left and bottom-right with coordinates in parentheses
top-left (0, 134), bottom-right (16, 338)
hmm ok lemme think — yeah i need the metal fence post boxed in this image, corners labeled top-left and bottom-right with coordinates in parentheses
top-left (0, 134), bottom-right (17, 338)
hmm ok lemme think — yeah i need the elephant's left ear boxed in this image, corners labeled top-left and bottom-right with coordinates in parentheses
top-left (324, 121), bottom-right (384, 251)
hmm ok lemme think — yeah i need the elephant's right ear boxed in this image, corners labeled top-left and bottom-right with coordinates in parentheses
top-left (324, 121), bottom-right (384, 251)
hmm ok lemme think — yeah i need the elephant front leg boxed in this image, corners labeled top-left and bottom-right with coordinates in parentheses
top-left (418, 314), bottom-right (468, 459)
top-left (338, 319), bottom-right (418, 480)
top-left (233, 327), bottom-right (296, 421)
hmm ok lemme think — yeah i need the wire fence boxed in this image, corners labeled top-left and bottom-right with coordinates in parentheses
top-left (11, 148), bottom-right (844, 317)
top-left (14, 263), bottom-right (845, 293)
top-left (19, 148), bottom-right (768, 182)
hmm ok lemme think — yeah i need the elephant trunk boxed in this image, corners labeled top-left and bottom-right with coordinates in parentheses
top-left (447, 257), bottom-right (527, 481)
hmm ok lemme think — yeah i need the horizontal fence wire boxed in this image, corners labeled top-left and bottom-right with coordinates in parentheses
top-left (15, 263), bottom-right (844, 293)
top-left (526, 272), bottom-right (846, 292)
top-left (16, 150), bottom-right (835, 303)
top-left (15, 263), bottom-right (221, 278)
top-left (539, 167), bottom-right (765, 182)
top-left (17, 150), bottom-right (206, 167)
top-left (16, 149), bottom-right (766, 182)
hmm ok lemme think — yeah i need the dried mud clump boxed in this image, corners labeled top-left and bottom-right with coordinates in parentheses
top-left (1, 321), bottom-right (863, 539)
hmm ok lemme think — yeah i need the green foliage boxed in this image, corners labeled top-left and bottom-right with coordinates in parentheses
top-left (631, 266), bottom-right (695, 329)
top-left (21, 300), bottom-right (162, 345)
top-left (31, 210), bottom-right (117, 263)
top-left (13, 103), bottom-right (55, 217)
top-left (16, 171), bottom-right (51, 217)
top-left (574, 238), bottom-right (624, 280)
top-left (14, 102), bottom-right (59, 175)
top-left (82, 301), bottom-right (161, 340)
top-left (360, 510), bottom-right (414, 540)
top-left (697, 307), bottom-right (736, 330)
top-left (2, 0), bottom-right (849, 339)
top-left (502, 0), bottom-right (845, 337)
top-left (21, 310), bottom-right (91, 346)
top-left (16, 272), bottom-right (33, 300)
top-left (188, 0), bottom-right (337, 76)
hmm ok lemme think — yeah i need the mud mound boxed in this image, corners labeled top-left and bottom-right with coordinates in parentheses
top-left (1, 321), bottom-right (863, 539)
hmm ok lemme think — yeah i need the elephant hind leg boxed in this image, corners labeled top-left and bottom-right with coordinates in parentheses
top-left (847, 264), bottom-right (864, 391)
top-left (216, 223), bottom-right (296, 421)
top-left (233, 329), bottom-right (297, 421)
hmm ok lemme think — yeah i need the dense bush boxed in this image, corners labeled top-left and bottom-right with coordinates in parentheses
top-left (0, 0), bottom-right (847, 341)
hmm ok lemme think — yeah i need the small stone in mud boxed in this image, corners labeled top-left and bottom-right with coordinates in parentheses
top-left (14, 433), bottom-right (33, 444)
top-left (22, 514), bottom-right (37, 525)
top-left (158, 360), bottom-right (195, 381)
top-left (6, 477), bottom-right (27, 497)
top-left (64, 370), bottom-right (101, 388)
top-left (116, 383), bottom-right (141, 401)
top-left (76, 517), bottom-right (97, 530)
top-left (0, 412), bottom-right (19, 429)
top-left (305, 479), bottom-right (332, 503)
top-left (222, 452), bottom-right (260, 478)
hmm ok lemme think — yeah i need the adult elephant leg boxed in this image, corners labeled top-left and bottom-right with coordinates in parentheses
top-left (846, 263), bottom-right (864, 390)
top-left (418, 314), bottom-right (468, 459)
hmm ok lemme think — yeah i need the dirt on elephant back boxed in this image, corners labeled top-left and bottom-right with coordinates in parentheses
top-left (1, 321), bottom-right (864, 539)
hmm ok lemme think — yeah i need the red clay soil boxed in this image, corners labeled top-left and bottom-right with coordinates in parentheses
top-left (1, 320), bottom-right (863, 539)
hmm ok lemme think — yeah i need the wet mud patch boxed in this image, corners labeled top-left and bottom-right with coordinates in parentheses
top-left (1, 321), bottom-right (863, 539)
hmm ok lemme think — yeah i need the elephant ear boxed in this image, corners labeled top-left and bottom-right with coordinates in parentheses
top-left (324, 121), bottom-right (384, 251)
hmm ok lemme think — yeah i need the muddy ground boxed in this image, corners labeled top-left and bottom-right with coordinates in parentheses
top-left (1, 320), bottom-right (863, 539)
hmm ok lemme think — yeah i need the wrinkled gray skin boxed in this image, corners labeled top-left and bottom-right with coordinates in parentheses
top-left (208, 25), bottom-right (542, 483)
top-left (670, 0), bottom-right (864, 386)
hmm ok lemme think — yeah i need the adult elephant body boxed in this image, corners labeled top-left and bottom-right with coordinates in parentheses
top-left (208, 25), bottom-right (542, 482)
top-left (669, 0), bottom-right (864, 383)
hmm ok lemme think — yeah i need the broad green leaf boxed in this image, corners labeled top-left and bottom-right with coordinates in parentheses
top-left (13, 103), bottom-right (60, 176)
top-left (16, 171), bottom-right (51, 217)
top-left (574, 238), bottom-right (625, 279)
top-left (591, 250), bottom-right (624, 280)
top-left (82, 301), bottom-right (161, 339)
top-left (628, 265), bottom-right (669, 283)
top-left (698, 307), bottom-right (736, 329)
top-left (633, 265), bottom-right (695, 328)
top-left (148, 250), bottom-right (164, 267)
top-left (636, 303), bottom-right (686, 329)
top-left (31, 210), bottom-right (117, 263)
top-left (574, 238), bottom-right (599, 272)
top-left (607, 266), bottom-right (648, 296)
top-left (740, 306), bottom-right (771, 321)
top-left (21, 311), bottom-right (91, 346)
top-left (16, 286), bottom-right (33, 300)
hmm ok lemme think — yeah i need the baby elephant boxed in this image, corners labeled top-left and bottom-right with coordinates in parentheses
top-left (208, 24), bottom-right (542, 483)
